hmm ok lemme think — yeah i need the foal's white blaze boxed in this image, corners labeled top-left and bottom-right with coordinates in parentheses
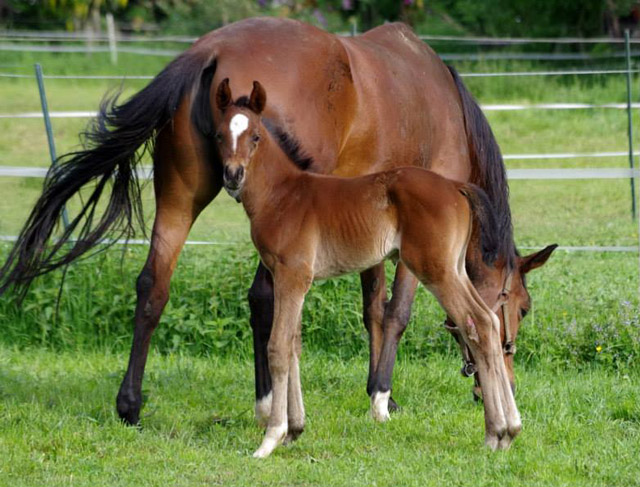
top-left (229, 113), bottom-right (249, 153)
top-left (255, 391), bottom-right (272, 427)
top-left (371, 390), bottom-right (391, 422)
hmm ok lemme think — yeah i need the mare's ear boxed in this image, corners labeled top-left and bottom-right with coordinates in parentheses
top-left (248, 81), bottom-right (267, 114)
top-left (519, 244), bottom-right (558, 274)
top-left (216, 78), bottom-right (232, 111)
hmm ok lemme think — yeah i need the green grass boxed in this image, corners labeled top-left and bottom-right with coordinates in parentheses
top-left (0, 347), bottom-right (639, 486)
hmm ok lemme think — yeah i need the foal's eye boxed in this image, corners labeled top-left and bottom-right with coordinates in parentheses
top-left (519, 308), bottom-right (529, 320)
top-left (215, 133), bottom-right (223, 142)
top-left (252, 134), bottom-right (261, 143)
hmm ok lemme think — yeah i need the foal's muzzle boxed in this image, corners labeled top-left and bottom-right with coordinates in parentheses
top-left (223, 165), bottom-right (245, 201)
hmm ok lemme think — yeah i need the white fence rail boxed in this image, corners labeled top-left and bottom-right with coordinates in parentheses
top-left (1, 29), bottom-right (639, 254)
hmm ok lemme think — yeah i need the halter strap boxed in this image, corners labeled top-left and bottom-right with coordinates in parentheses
top-left (501, 271), bottom-right (516, 355)
top-left (444, 270), bottom-right (516, 378)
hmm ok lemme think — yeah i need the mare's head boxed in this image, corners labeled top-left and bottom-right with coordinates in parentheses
top-left (215, 78), bottom-right (267, 201)
top-left (469, 244), bottom-right (557, 397)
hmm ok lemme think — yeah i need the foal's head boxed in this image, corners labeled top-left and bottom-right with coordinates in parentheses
top-left (214, 78), bottom-right (267, 201)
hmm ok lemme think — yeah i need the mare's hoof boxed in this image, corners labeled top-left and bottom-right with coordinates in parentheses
top-left (388, 396), bottom-right (401, 413)
top-left (116, 394), bottom-right (141, 426)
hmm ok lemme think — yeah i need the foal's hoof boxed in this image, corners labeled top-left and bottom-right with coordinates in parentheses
top-left (283, 427), bottom-right (304, 445)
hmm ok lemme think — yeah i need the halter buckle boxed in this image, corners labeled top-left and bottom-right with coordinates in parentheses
top-left (461, 360), bottom-right (477, 377)
top-left (503, 341), bottom-right (516, 356)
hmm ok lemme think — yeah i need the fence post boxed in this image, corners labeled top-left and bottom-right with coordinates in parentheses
top-left (106, 13), bottom-right (118, 65)
top-left (34, 63), bottom-right (70, 229)
top-left (350, 18), bottom-right (358, 37)
top-left (625, 30), bottom-right (637, 220)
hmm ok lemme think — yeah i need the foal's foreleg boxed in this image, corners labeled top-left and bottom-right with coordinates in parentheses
top-left (370, 263), bottom-right (418, 422)
top-left (253, 266), bottom-right (310, 458)
top-left (285, 316), bottom-right (304, 444)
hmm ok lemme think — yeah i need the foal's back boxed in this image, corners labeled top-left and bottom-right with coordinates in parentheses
top-left (277, 167), bottom-right (471, 280)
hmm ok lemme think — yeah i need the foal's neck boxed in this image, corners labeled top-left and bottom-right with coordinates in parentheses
top-left (242, 126), bottom-right (303, 215)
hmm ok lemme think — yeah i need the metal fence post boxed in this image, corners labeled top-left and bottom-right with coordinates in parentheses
top-left (106, 13), bottom-right (118, 65)
top-left (625, 30), bottom-right (637, 220)
top-left (35, 63), bottom-right (70, 229)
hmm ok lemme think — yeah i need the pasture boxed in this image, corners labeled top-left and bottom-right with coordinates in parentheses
top-left (1, 46), bottom-right (640, 484)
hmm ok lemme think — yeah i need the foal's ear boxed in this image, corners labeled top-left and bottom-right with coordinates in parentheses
top-left (216, 78), bottom-right (233, 111)
top-left (519, 244), bottom-right (558, 274)
top-left (248, 81), bottom-right (267, 114)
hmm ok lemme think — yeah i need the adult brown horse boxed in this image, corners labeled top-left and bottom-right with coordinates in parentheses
top-left (0, 18), bottom-right (555, 426)
top-left (216, 79), bottom-right (521, 457)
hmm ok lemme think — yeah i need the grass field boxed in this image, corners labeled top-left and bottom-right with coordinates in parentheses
top-left (1, 44), bottom-right (640, 483)
top-left (1, 348), bottom-right (639, 486)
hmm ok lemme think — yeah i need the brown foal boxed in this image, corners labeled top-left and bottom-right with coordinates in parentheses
top-left (215, 79), bottom-right (521, 458)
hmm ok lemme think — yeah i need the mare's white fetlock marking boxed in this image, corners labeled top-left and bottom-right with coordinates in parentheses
top-left (255, 391), bottom-right (272, 428)
top-left (371, 390), bottom-right (391, 422)
top-left (253, 422), bottom-right (288, 458)
top-left (230, 113), bottom-right (249, 153)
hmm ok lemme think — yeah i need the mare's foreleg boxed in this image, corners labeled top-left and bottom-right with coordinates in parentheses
top-left (369, 263), bottom-right (418, 422)
top-left (253, 265), bottom-right (310, 458)
top-left (248, 264), bottom-right (275, 426)
top-left (360, 266), bottom-right (388, 398)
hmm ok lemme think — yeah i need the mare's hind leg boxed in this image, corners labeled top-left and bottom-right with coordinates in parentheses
top-left (370, 263), bottom-right (418, 422)
top-left (116, 112), bottom-right (220, 425)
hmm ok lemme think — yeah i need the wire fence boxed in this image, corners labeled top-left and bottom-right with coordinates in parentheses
top-left (1, 28), bottom-right (640, 258)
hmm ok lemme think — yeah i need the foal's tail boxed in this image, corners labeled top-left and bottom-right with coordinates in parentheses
top-left (459, 184), bottom-right (500, 265)
top-left (0, 50), bottom-right (214, 300)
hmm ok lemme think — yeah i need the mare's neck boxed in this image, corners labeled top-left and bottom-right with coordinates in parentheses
top-left (241, 128), bottom-right (303, 216)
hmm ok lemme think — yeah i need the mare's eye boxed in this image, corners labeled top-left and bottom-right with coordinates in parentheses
top-left (519, 308), bottom-right (529, 320)
top-left (252, 134), bottom-right (261, 143)
top-left (215, 133), bottom-right (223, 142)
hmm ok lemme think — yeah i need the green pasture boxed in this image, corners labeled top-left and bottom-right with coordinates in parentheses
top-left (1, 49), bottom-right (640, 483)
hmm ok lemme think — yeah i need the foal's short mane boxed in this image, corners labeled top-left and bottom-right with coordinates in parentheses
top-left (192, 64), bottom-right (313, 171)
top-left (262, 118), bottom-right (314, 171)
top-left (447, 65), bottom-right (516, 270)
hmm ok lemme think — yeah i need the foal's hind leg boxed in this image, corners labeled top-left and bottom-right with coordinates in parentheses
top-left (116, 115), bottom-right (220, 425)
top-left (430, 272), bottom-right (521, 449)
top-left (370, 263), bottom-right (418, 422)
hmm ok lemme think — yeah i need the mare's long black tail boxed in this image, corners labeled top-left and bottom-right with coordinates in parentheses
top-left (0, 50), bottom-right (213, 300)
top-left (447, 65), bottom-right (516, 268)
